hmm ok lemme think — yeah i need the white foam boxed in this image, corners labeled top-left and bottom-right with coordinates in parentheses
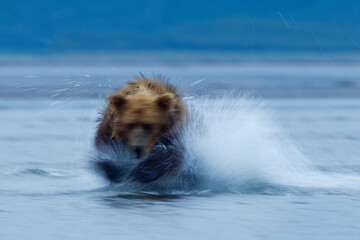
top-left (179, 95), bottom-right (360, 192)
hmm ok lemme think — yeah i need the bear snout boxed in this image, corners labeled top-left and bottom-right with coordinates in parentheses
top-left (133, 146), bottom-right (144, 159)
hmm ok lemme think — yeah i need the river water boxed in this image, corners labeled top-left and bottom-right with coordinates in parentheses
top-left (0, 54), bottom-right (360, 239)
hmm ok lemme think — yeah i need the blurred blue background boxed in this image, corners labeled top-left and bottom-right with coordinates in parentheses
top-left (2, 2), bottom-right (360, 240)
top-left (1, 0), bottom-right (360, 53)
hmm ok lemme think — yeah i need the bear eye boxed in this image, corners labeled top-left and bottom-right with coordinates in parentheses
top-left (127, 123), bottom-right (135, 129)
top-left (143, 124), bottom-right (152, 131)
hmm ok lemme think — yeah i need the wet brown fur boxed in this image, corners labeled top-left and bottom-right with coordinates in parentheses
top-left (96, 75), bottom-right (185, 156)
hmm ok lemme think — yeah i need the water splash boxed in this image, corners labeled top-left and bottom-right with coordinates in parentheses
top-left (96, 95), bottom-right (360, 194)
top-left (173, 95), bottom-right (308, 192)
top-left (176, 95), bottom-right (360, 193)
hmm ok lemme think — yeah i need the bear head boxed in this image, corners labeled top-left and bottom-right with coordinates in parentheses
top-left (108, 92), bottom-right (176, 158)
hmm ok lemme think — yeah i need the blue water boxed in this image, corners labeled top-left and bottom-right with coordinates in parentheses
top-left (1, 54), bottom-right (360, 239)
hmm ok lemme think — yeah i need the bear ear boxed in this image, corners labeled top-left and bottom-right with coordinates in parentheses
top-left (156, 93), bottom-right (176, 111)
top-left (108, 94), bottom-right (127, 110)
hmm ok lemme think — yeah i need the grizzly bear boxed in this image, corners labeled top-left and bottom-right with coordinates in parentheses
top-left (95, 75), bottom-right (185, 184)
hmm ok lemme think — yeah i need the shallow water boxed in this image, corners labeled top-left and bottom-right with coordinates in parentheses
top-left (1, 55), bottom-right (360, 239)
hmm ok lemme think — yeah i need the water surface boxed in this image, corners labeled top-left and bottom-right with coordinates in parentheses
top-left (1, 55), bottom-right (360, 239)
